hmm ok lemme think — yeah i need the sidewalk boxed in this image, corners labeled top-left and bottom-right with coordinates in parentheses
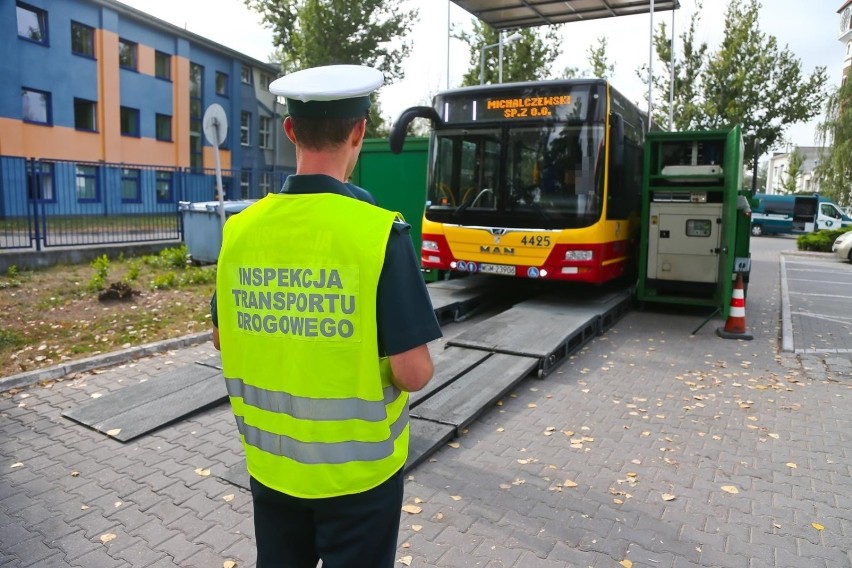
top-left (1, 238), bottom-right (850, 568)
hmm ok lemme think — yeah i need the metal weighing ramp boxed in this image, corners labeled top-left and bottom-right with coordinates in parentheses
top-left (447, 289), bottom-right (631, 377)
top-left (426, 275), bottom-right (499, 324)
top-left (62, 363), bottom-right (226, 442)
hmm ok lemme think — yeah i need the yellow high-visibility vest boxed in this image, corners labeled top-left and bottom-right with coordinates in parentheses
top-left (216, 192), bottom-right (408, 498)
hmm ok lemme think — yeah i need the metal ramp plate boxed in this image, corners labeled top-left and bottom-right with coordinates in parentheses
top-left (411, 346), bottom-right (491, 406)
top-left (446, 289), bottom-right (630, 376)
top-left (426, 275), bottom-right (498, 323)
top-left (62, 363), bottom-right (226, 442)
top-left (220, 461), bottom-right (249, 491)
top-left (406, 418), bottom-right (456, 472)
top-left (411, 353), bottom-right (539, 429)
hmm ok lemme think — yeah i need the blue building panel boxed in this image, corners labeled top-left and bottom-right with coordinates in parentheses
top-left (1, 0), bottom-right (291, 248)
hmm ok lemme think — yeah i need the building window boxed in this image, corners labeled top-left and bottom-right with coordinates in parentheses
top-left (120, 168), bottom-right (141, 203)
top-left (240, 170), bottom-right (251, 199)
top-left (240, 112), bottom-right (251, 146)
top-left (190, 63), bottom-right (203, 98)
top-left (216, 72), bottom-right (228, 96)
top-left (241, 65), bottom-right (252, 84)
top-left (21, 88), bottom-right (51, 125)
top-left (70, 21), bottom-right (94, 58)
top-left (259, 172), bottom-right (273, 195)
top-left (28, 162), bottom-right (54, 202)
top-left (118, 38), bottom-right (137, 70)
top-left (156, 170), bottom-right (174, 202)
top-left (155, 113), bottom-right (172, 141)
top-left (74, 98), bottom-right (97, 131)
top-left (189, 63), bottom-right (204, 170)
top-left (75, 165), bottom-right (98, 201)
top-left (259, 72), bottom-right (274, 91)
top-left (17, 2), bottom-right (47, 44)
top-left (258, 116), bottom-right (273, 149)
top-left (120, 106), bottom-right (140, 137)
top-left (155, 51), bottom-right (171, 80)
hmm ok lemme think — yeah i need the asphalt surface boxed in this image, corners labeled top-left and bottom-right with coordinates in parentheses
top-left (1, 236), bottom-right (850, 568)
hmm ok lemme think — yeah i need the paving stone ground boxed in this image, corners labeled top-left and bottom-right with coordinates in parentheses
top-left (1, 237), bottom-right (850, 568)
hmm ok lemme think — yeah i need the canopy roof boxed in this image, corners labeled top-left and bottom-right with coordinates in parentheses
top-left (450, 0), bottom-right (679, 30)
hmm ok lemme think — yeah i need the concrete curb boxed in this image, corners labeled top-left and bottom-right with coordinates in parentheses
top-left (779, 255), bottom-right (795, 353)
top-left (0, 330), bottom-right (213, 393)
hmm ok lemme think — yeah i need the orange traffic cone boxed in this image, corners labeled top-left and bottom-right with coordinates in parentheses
top-left (716, 273), bottom-right (753, 340)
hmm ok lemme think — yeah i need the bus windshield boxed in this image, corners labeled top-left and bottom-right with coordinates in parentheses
top-left (426, 123), bottom-right (605, 229)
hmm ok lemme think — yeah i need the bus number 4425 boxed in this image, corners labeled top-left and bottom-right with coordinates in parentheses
top-left (521, 235), bottom-right (551, 246)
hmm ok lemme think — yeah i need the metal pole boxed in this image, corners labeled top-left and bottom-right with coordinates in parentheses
top-left (668, 6), bottom-right (675, 131)
top-left (447, 0), bottom-right (451, 90)
top-left (648, 0), bottom-right (655, 130)
top-left (479, 46), bottom-right (486, 84)
top-left (751, 136), bottom-right (759, 194)
top-left (498, 30), bottom-right (504, 84)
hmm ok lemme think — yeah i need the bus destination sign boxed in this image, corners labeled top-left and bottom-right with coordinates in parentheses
top-left (480, 94), bottom-right (571, 120)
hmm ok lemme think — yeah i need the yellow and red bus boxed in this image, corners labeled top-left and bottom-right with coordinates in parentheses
top-left (390, 79), bottom-right (647, 284)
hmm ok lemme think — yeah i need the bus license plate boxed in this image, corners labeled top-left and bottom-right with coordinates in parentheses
top-left (479, 263), bottom-right (516, 276)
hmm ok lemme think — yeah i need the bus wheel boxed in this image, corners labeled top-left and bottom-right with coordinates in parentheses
top-left (750, 224), bottom-right (763, 237)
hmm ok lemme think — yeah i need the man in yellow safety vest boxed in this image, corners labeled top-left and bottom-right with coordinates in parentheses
top-left (212, 64), bottom-right (441, 568)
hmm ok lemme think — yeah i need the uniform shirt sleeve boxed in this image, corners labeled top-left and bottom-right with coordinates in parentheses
top-left (377, 221), bottom-right (442, 356)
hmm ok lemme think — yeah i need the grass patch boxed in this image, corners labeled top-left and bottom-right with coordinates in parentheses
top-left (0, 245), bottom-right (215, 378)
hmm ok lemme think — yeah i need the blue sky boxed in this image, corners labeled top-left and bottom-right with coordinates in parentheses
top-left (123, 0), bottom-right (843, 149)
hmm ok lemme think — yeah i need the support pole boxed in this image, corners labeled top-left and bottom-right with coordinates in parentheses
top-left (668, 6), bottom-right (675, 131)
top-left (648, 0), bottom-right (655, 130)
top-left (498, 31), bottom-right (504, 84)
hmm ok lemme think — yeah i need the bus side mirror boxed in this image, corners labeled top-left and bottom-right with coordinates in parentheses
top-left (390, 106), bottom-right (442, 154)
top-left (610, 112), bottom-right (625, 169)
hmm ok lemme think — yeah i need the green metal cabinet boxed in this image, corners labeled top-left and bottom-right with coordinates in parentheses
top-left (636, 127), bottom-right (750, 319)
top-left (350, 137), bottom-right (429, 258)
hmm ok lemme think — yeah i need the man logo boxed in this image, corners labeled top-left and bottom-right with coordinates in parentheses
top-left (480, 246), bottom-right (515, 255)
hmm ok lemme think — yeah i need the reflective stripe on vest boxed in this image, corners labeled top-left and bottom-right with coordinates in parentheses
top-left (234, 405), bottom-right (409, 465)
top-left (225, 376), bottom-right (402, 422)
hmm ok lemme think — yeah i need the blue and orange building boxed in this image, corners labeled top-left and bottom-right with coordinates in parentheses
top-left (1, 0), bottom-right (293, 221)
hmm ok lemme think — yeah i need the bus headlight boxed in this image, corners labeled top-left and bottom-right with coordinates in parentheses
top-left (564, 250), bottom-right (593, 261)
top-left (423, 240), bottom-right (440, 251)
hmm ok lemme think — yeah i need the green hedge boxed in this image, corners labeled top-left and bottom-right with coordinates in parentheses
top-left (797, 226), bottom-right (852, 252)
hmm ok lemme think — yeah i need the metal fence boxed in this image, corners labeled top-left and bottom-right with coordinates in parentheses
top-left (0, 156), bottom-right (291, 251)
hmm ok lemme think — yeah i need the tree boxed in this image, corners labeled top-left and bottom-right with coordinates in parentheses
top-left (815, 79), bottom-right (852, 206)
top-left (779, 148), bottom-right (805, 194)
top-left (587, 37), bottom-right (614, 80)
top-left (456, 21), bottom-right (562, 87)
top-left (637, 6), bottom-right (707, 130)
top-left (244, 0), bottom-right (416, 137)
top-left (641, 0), bottom-right (828, 169)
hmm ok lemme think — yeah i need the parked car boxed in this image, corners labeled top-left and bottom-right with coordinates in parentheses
top-left (832, 230), bottom-right (852, 262)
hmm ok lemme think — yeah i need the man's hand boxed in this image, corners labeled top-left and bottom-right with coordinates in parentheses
top-left (389, 344), bottom-right (433, 392)
top-left (212, 327), bottom-right (220, 350)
